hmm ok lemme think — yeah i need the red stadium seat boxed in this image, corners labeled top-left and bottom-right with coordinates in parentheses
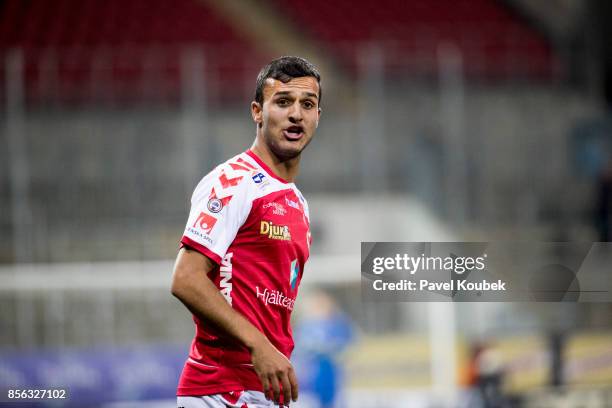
top-left (0, 0), bottom-right (266, 105)
top-left (267, 0), bottom-right (557, 81)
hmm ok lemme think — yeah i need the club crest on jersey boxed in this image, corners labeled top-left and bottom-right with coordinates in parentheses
top-left (260, 221), bottom-right (291, 240)
top-left (193, 212), bottom-right (217, 234)
top-left (290, 259), bottom-right (299, 290)
top-left (252, 172), bottom-right (265, 184)
top-left (207, 198), bottom-right (223, 213)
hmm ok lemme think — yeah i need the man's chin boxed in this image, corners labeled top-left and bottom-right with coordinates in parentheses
top-left (271, 142), bottom-right (305, 162)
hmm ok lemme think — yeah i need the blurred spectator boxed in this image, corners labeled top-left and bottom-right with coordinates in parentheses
top-left (294, 289), bottom-right (355, 408)
top-left (459, 342), bottom-right (509, 408)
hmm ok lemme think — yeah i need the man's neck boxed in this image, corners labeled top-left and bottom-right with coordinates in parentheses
top-left (250, 141), bottom-right (300, 182)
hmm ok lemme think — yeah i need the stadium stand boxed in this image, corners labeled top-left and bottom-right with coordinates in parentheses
top-left (267, 0), bottom-right (558, 80)
top-left (0, 0), bottom-right (268, 104)
top-left (0, 0), bottom-right (560, 106)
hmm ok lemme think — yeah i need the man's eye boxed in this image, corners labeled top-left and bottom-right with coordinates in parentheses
top-left (303, 101), bottom-right (314, 109)
top-left (277, 99), bottom-right (290, 106)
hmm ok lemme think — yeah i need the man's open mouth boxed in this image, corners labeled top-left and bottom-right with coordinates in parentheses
top-left (283, 126), bottom-right (304, 141)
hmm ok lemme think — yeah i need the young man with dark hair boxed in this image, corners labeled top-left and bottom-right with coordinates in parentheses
top-left (172, 56), bottom-right (321, 408)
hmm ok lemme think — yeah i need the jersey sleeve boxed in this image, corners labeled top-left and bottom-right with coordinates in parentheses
top-left (181, 162), bottom-right (253, 264)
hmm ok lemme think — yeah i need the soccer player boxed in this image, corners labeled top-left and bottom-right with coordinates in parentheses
top-left (171, 56), bottom-right (321, 408)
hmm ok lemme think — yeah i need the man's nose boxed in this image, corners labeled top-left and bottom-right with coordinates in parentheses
top-left (288, 102), bottom-right (303, 122)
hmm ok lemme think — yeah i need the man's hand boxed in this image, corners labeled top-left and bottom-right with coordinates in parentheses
top-left (249, 336), bottom-right (298, 406)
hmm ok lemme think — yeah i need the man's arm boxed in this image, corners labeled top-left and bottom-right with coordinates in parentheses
top-left (171, 247), bottom-right (298, 405)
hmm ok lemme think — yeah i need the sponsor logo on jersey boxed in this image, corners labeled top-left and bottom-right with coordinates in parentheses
top-left (256, 286), bottom-right (295, 311)
top-left (193, 212), bottom-right (217, 234)
top-left (220, 252), bottom-right (233, 305)
top-left (285, 196), bottom-right (300, 211)
top-left (252, 172), bottom-right (265, 184)
top-left (260, 221), bottom-right (291, 240)
top-left (263, 201), bottom-right (287, 216)
top-left (290, 259), bottom-right (299, 290)
top-left (186, 227), bottom-right (213, 244)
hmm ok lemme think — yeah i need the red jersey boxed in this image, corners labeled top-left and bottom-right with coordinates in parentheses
top-left (177, 149), bottom-right (311, 396)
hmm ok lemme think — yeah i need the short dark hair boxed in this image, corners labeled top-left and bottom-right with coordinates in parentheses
top-left (254, 56), bottom-right (321, 106)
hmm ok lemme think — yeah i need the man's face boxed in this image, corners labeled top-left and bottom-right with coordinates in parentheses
top-left (252, 76), bottom-right (321, 161)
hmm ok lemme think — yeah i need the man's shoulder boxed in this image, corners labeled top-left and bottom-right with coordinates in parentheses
top-left (211, 152), bottom-right (259, 187)
top-left (291, 185), bottom-right (310, 214)
top-left (207, 151), bottom-right (254, 176)
top-left (192, 152), bottom-right (263, 201)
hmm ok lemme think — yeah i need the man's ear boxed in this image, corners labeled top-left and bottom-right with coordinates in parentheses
top-left (251, 101), bottom-right (263, 127)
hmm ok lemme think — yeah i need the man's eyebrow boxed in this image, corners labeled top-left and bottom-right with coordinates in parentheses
top-left (272, 91), bottom-right (319, 99)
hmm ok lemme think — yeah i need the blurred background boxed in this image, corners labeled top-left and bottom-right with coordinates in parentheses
top-left (1, 0), bottom-right (612, 406)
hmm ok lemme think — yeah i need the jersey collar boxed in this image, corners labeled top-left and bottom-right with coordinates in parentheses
top-left (246, 149), bottom-right (290, 184)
